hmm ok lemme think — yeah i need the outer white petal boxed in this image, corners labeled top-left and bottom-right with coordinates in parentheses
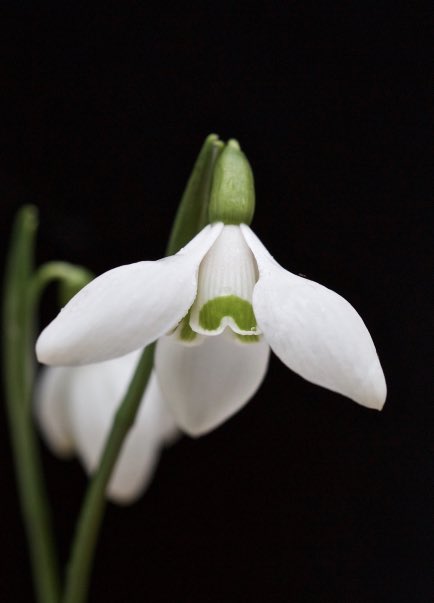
top-left (241, 225), bottom-right (387, 410)
top-left (67, 351), bottom-right (178, 504)
top-left (155, 333), bottom-right (270, 436)
top-left (34, 367), bottom-right (75, 457)
top-left (36, 223), bottom-right (223, 366)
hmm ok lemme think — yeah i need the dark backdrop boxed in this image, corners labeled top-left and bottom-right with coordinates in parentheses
top-left (0, 5), bottom-right (432, 603)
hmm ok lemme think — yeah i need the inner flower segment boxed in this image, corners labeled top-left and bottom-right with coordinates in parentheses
top-left (185, 225), bottom-right (260, 342)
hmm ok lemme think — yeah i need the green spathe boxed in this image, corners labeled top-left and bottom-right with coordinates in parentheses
top-left (166, 134), bottom-right (223, 255)
top-left (208, 140), bottom-right (255, 225)
top-left (199, 294), bottom-right (257, 333)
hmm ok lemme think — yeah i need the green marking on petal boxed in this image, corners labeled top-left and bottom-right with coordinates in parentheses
top-left (199, 295), bottom-right (257, 332)
top-left (178, 310), bottom-right (198, 342)
top-left (235, 334), bottom-right (260, 343)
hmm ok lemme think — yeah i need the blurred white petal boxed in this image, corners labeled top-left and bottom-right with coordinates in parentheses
top-left (34, 350), bottom-right (177, 503)
top-left (34, 366), bottom-right (75, 457)
top-left (65, 351), bottom-right (177, 503)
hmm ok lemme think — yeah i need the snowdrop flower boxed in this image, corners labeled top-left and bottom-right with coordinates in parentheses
top-left (36, 140), bottom-right (386, 437)
top-left (35, 351), bottom-right (178, 504)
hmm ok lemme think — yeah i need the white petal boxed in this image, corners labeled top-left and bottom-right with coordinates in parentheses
top-left (155, 332), bottom-right (270, 436)
top-left (241, 225), bottom-right (387, 410)
top-left (189, 225), bottom-right (260, 336)
top-left (34, 367), bottom-right (75, 457)
top-left (67, 352), bottom-right (178, 504)
top-left (36, 223), bottom-right (224, 366)
top-left (135, 367), bottom-right (180, 446)
top-left (105, 376), bottom-right (163, 504)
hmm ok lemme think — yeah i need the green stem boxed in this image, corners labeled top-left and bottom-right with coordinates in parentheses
top-left (62, 344), bottom-right (155, 603)
top-left (62, 133), bottom-right (222, 603)
top-left (3, 206), bottom-right (61, 603)
top-left (31, 262), bottom-right (94, 307)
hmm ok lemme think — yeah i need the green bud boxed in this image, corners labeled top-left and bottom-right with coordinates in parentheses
top-left (208, 139), bottom-right (255, 225)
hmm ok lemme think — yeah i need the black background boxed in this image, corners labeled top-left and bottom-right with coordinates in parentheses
top-left (0, 5), bottom-right (432, 603)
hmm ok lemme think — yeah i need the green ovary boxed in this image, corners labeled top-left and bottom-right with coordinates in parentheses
top-left (199, 295), bottom-right (258, 334)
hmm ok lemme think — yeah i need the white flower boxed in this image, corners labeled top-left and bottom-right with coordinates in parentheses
top-left (36, 222), bottom-right (386, 437)
top-left (34, 350), bottom-right (178, 504)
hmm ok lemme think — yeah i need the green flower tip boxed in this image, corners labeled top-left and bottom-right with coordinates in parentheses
top-left (227, 139), bottom-right (240, 151)
top-left (206, 134), bottom-right (224, 155)
top-left (208, 139), bottom-right (255, 226)
top-left (17, 204), bottom-right (39, 232)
